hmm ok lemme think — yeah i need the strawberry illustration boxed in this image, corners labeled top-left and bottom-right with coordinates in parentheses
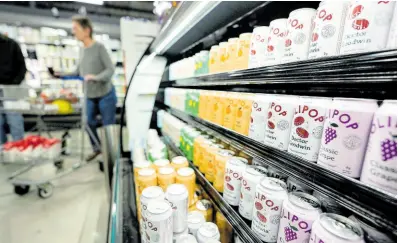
top-left (284, 225), bottom-right (298, 242)
top-left (352, 19), bottom-right (369, 30)
top-left (285, 39), bottom-right (292, 47)
top-left (257, 212), bottom-right (267, 223)
top-left (268, 111), bottom-right (272, 119)
top-left (226, 183), bottom-right (234, 191)
top-left (268, 121), bottom-right (275, 130)
top-left (255, 201), bottom-right (263, 210)
top-left (381, 133), bottom-right (397, 161)
top-left (294, 116), bottom-right (305, 126)
top-left (312, 33), bottom-right (319, 42)
top-left (251, 49), bottom-right (256, 55)
top-left (296, 127), bottom-right (309, 139)
top-left (267, 45), bottom-right (274, 52)
top-left (325, 123), bottom-right (338, 144)
top-left (350, 5), bottom-right (364, 19)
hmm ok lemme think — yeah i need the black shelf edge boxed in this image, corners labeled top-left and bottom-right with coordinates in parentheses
top-left (159, 105), bottom-right (397, 237)
top-left (162, 135), bottom-right (263, 243)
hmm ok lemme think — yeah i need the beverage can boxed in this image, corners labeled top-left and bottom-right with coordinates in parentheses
top-left (317, 98), bottom-right (378, 178)
top-left (218, 42), bottom-right (229, 73)
top-left (386, 5), bottom-right (397, 49)
top-left (198, 90), bottom-right (209, 119)
top-left (223, 157), bottom-right (248, 206)
top-left (214, 92), bottom-right (227, 126)
top-left (223, 92), bottom-right (239, 129)
top-left (197, 139), bottom-right (213, 170)
top-left (288, 96), bottom-right (332, 162)
top-left (187, 210), bottom-right (206, 236)
top-left (310, 214), bottom-right (365, 243)
top-left (171, 156), bottom-right (189, 171)
top-left (349, 215), bottom-right (394, 243)
top-left (312, 190), bottom-right (342, 214)
top-left (133, 160), bottom-right (152, 179)
top-left (239, 165), bottom-right (268, 220)
top-left (145, 200), bottom-right (173, 243)
top-left (282, 8), bottom-right (317, 63)
top-left (215, 211), bottom-right (233, 243)
top-left (236, 33), bottom-right (252, 70)
top-left (137, 168), bottom-right (158, 195)
top-left (234, 94), bottom-right (253, 136)
top-left (140, 186), bottom-right (165, 243)
top-left (340, 1), bottom-right (396, 54)
top-left (277, 192), bottom-right (322, 243)
top-left (154, 159), bottom-right (171, 172)
top-left (267, 166), bottom-right (288, 182)
top-left (287, 177), bottom-right (312, 193)
top-left (214, 149), bottom-right (236, 193)
top-left (264, 18), bottom-right (288, 66)
top-left (158, 167), bottom-right (176, 191)
top-left (193, 199), bottom-right (214, 222)
top-left (360, 100), bottom-right (397, 194)
top-left (172, 228), bottom-right (188, 243)
top-left (264, 95), bottom-right (299, 151)
top-left (205, 143), bottom-right (224, 182)
top-left (252, 178), bottom-right (288, 242)
top-left (249, 26), bottom-right (270, 68)
top-left (166, 184), bottom-right (189, 233)
top-left (249, 94), bottom-right (273, 142)
top-left (209, 45), bottom-right (220, 74)
top-left (308, 1), bottom-right (350, 59)
top-left (197, 222), bottom-right (221, 243)
top-left (173, 233), bottom-right (197, 243)
top-left (176, 167), bottom-right (196, 205)
top-left (193, 136), bottom-right (205, 167)
top-left (237, 151), bottom-right (252, 165)
top-left (226, 38), bottom-right (239, 71)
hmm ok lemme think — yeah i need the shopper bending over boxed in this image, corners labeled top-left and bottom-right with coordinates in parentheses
top-left (56, 16), bottom-right (116, 161)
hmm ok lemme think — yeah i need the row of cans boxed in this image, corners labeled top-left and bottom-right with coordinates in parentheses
top-left (164, 88), bottom-right (397, 194)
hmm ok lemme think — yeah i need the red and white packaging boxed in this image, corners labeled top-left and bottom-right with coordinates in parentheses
top-left (360, 100), bottom-right (397, 194)
top-left (386, 4), bottom-right (397, 49)
top-left (264, 19), bottom-right (288, 66)
top-left (1, 142), bottom-right (18, 162)
top-left (277, 192), bottom-right (322, 243)
top-left (248, 26), bottom-right (270, 68)
top-left (264, 95), bottom-right (299, 151)
top-left (251, 178), bottom-right (288, 242)
top-left (288, 96), bottom-right (332, 162)
top-left (340, 1), bottom-right (396, 55)
top-left (317, 98), bottom-right (378, 178)
top-left (239, 165), bottom-right (268, 220)
top-left (223, 157), bottom-right (247, 206)
top-left (308, 1), bottom-right (350, 59)
top-left (282, 8), bottom-right (317, 63)
top-left (249, 94), bottom-right (273, 142)
top-left (310, 214), bottom-right (365, 243)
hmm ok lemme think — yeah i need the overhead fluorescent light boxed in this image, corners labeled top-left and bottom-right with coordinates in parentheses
top-left (75, 0), bottom-right (104, 5)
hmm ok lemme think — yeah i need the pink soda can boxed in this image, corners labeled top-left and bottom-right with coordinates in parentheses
top-left (340, 0), bottom-right (396, 54)
top-left (282, 8), bottom-right (317, 63)
top-left (249, 94), bottom-right (273, 142)
top-left (249, 26), bottom-right (270, 68)
top-left (264, 19), bottom-right (288, 66)
top-left (360, 100), bottom-right (397, 194)
top-left (317, 98), bottom-right (378, 178)
top-left (308, 1), bottom-right (350, 59)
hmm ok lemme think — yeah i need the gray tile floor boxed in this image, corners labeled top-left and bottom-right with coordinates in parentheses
top-left (0, 130), bottom-right (109, 243)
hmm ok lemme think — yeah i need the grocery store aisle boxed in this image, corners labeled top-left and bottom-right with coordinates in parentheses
top-left (0, 130), bottom-right (109, 243)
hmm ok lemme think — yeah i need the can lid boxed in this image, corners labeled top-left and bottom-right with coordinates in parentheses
top-left (210, 45), bottom-right (219, 50)
top-left (289, 8), bottom-right (316, 17)
top-left (158, 166), bottom-right (175, 175)
top-left (270, 18), bottom-right (287, 26)
top-left (172, 156), bottom-right (188, 165)
top-left (141, 186), bottom-right (164, 199)
top-left (134, 160), bottom-right (150, 169)
top-left (187, 211), bottom-right (206, 225)
top-left (196, 199), bottom-right (213, 211)
top-left (217, 149), bottom-right (235, 157)
top-left (253, 26), bottom-right (270, 33)
top-left (138, 168), bottom-right (156, 176)
top-left (259, 177), bottom-right (287, 191)
top-left (175, 234), bottom-right (198, 243)
top-left (239, 33), bottom-right (252, 39)
top-left (246, 165), bottom-right (268, 177)
top-left (320, 213), bottom-right (364, 241)
top-left (177, 167), bottom-right (194, 177)
top-left (219, 42), bottom-right (228, 47)
top-left (228, 37), bottom-right (239, 43)
top-left (147, 200), bottom-right (171, 215)
top-left (231, 156), bottom-right (249, 165)
top-left (198, 222), bottom-right (219, 238)
top-left (289, 192), bottom-right (321, 210)
top-left (166, 183), bottom-right (188, 196)
top-left (227, 157), bottom-right (248, 167)
top-left (332, 97), bottom-right (378, 112)
top-left (154, 159), bottom-right (170, 167)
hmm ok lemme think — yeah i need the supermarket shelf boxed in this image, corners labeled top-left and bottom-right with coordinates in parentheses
top-left (162, 135), bottom-right (263, 243)
top-left (159, 105), bottom-right (397, 237)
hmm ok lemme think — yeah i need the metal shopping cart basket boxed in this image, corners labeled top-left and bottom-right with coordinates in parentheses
top-left (0, 77), bottom-right (101, 198)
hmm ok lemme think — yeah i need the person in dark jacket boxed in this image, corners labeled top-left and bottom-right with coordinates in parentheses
top-left (0, 33), bottom-right (26, 144)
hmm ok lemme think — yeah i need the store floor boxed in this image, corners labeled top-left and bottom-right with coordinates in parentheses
top-left (0, 130), bottom-right (110, 243)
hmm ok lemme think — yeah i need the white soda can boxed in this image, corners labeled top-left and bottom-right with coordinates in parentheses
top-left (173, 234), bottom-right (197, 243)
top-left (386, 5), bottom-right (397, 49)
top-left (141, 186), bottom-right (165, 243)
top-left (308, 1), bottom-right (350, 59)
top-left (277, 192), bottom-right (322, 243)
top-left (317, 98), bottom-right (378, 178)
top-left (249, 94), bottom-right (273, 142)
top-left (310, 214), bottom-right (365, 243)
top-left (223, 157), bottom-right (247, 206)
top-left (288, 96), bottom-right (332, 162)
top-left (251, 178), bottom-right (288, 242)
top-left (197, 222), bottom-right (221, 243)
top-left (249, 26), bottom-right (270, 68)
top-left (145, 200), bottom-right (173, 243)
top-left (264, 95), bottom-right (299, 151)
top-left (239, 165), bottom-right (268, 220)
top-left (268, 166), bottom-right (288, 182)
top-left (312, 190), bottom-right (342, 214)
top-left (287, 177), bottom-right (312, 193)
top-left (172, 228), bottom-right (188, 243)
top-left (166, 184), bottom-right (189, 233)
top-left (360, 100), bottom-right (397, 194)
top-left (187, 211), bottom-right (206, 236)
top-left (340, 1), bottom-right (396, 54)
top-left (282, 8), bottom-right (317, 63)
top-left (264, 19), bottom-right (288, 66)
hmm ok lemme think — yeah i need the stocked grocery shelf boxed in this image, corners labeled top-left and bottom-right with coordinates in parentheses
top-left (162, 135), bottom-right (263, 243)
top-left (157, 104), bottom-right (397, 237)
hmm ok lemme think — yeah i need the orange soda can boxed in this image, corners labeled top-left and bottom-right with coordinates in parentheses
top-left (223, 92), bottom-right (239, 130)
top-left (157, 167), bottom-right (176, 191)
top-left (234, 93), bottom-right (253, 136)
top-left (176, 167), bottom-right (196, 205)
top-left (137, 168), bottom-right (157, 195)
top-left (225, 38), bottom-right (239, 71)
top-left (205, 143), bottom-right (224, 182)
top-left (236, 33), bottom-right (252, 70)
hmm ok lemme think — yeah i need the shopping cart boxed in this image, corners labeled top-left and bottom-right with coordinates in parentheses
top-left (0, 76), bottom-right (102, 198)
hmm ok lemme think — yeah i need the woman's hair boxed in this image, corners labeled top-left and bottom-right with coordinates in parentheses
top-left (72, 15), bottom-right (93, 38)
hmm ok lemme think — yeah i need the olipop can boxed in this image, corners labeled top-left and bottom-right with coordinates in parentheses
top-left (264, 95), bottom-right (299, 151)
top-left (268, 166), bottom-right (288, 183)
top-left (223, 157), bottom-right (248, 206)
top-left (360, 100), bottom-right (397, 194)
top-left (277, 192), bottom-right (322, 243)
top-left (308, 1), bottom-right (350, 59)
top-left (140, 186), bottom-right (165, 243)
top-left (310, 214), bottom-right (365, 243)
top-left (288, 96), bottom-right (332, 162)
top-left (197, 222), bottom-right (221, 243)
top-left (166, 184), bottom-right (189, 233)
top-left (249, 94), bottom-right (273, 142)
top-left (312, 190), bottom-right (342, 214)
top-left (251, 178), bottom-right (288, 242)
top-left (317, 98), bottom-right (378, 178)
top-left (187, 211), bottom-right (206, 236)
top-left (239, 165), bottom-right (268, 220)
top-left (264, 18), bottom-right (288, 66)
top-left (145, 200), bottom-right (173, 243)
top-left (282, 8), bottom-right (316, 63)
top-left (248, 26), bottom-right (270, 68)
top-left (386, 5), bottom-right (397, 49)
top-left (287, 177), bottom-right (312, 193)
top-left (340, 1), bottom-right (396, 54)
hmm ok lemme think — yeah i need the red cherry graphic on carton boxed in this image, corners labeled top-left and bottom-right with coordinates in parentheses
top-left (267, 45), bottom-right (274, 52)
top-left (296, 127), bottom-right (309, 139)
top-left (226, 183), bottom-right (234, 191)
top-left (294, 116), bottom-right (305, 126)
top-left (268, 121), bottom-right (275, 129)
top-left (257, 212), bottom-right (267, 223)
top-left (255, 202), bottom-right (263, 210)
top-left (312, 33), bottom-right (319, 42)
top-left (285, 39), bottom-right (292, 47)
top-left (225, 176), bottom-right (231, 182)
top-left (352, 19), bottom-right (369, 30)
top-left (350, 5), bottom-right (364, 19)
